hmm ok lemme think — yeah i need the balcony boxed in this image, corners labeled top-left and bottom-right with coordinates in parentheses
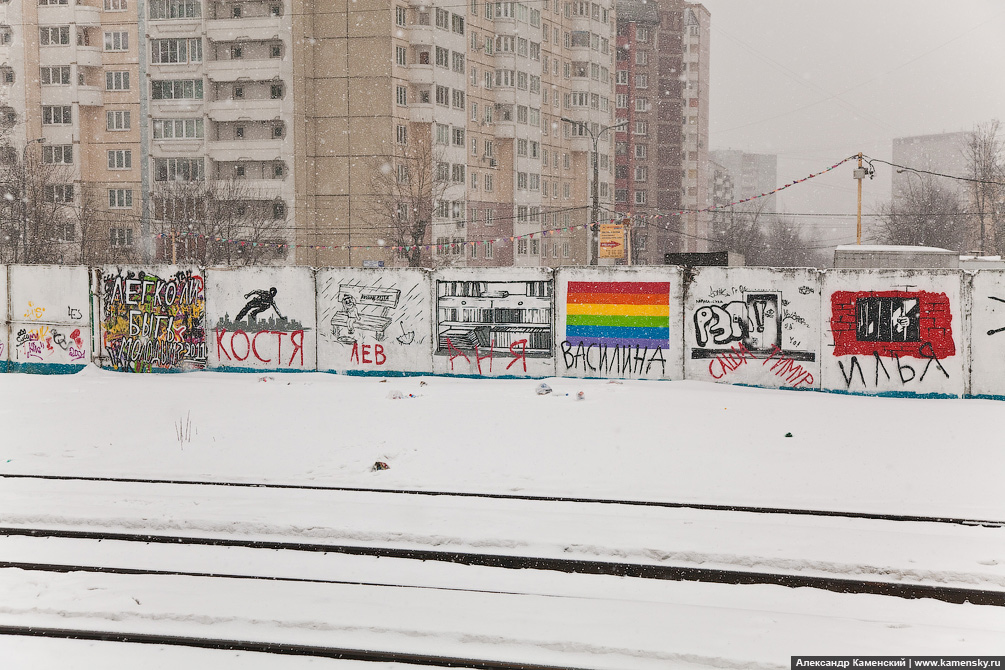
top-left (409, 24), bottom-right (435, 46)
top-left (74, 4), bottom-right (102, 26)
top-left (493, 123), bottom-right (515, 139)
top-left (408, 103), bottom-right (433, 124)
top-left (77, 85), bottom-right (103, 106)
top-left (207, 137), bottom-right (285, 161)
top-left (213, 178), bottom-right (285, 199)
top-left (75, 45), bottom-right (103, 67)
top-left (206, 16), bottom-right (284, 43)
top-left (208, 97), bottom-right (283, 121)
top-left (206, 58), bottom-right (282, 82)
top-left (407, 64), bottom-right (434, 86)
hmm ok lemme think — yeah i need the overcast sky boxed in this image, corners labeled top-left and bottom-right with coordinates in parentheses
top-left (699, 0), bottom-right (1005, 243)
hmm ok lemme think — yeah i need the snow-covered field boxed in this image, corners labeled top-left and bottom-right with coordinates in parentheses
top-left (1, 367), bottom-right (1003, 668)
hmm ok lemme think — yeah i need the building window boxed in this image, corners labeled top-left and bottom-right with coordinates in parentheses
top-left (270, 43), bottom-right (282, 58)
top-left (39, 26), bottom-right (71, 46)
top-left (272, 201), bottom-right (286, 219)
top-left (396, 124), bottom-right (407, 144)
top-left (634, 144), bottom-right (647, 158)
top-left (105, 71), bottom-right (130, 90)
top-left (634, 190), bottom-right (647, 204)
top-left (395, 6), bottom-right (406, 26)
top-left (151, 79), bottom-right (203, 99)
top-left (635, 50), bottom-right (648, 65)
top-left (152, 118), bottom-right (202, 138)
top-left (435, 85), bottom-right (449, 106)
top-left (435, 123), bottom-right (449, 144)
top-left (451, 164), bottom-right (465, 182)
top-left (106, 110), bottom-right (131, 130)
top-left (435, 46), bottom-right (449, 68)
top-left (435, 7), bottom-right (449, 28)
top-left (108, 189), bottom-right (133, 209)
top-left (110, 228), bottom-right (133, 246)
top-left (530, 239), bottom-right (539, 255)
top-left (485, 240), bottom-right (494, 259)
top-left (517, 239), bottom-right (527, 254)
top-left (42, 105), bottom-right (72, 125)
top-left (452, 51), bottom-right (465, 73)
top-left (451, 13), bottom-right (464, 34)
top-left (452, 127), bottom-right (464, 146)
top-left (107, 149), bottom-right (132, 169)
top-left (451, 89), bottom-right (465, 109)
top-left (635, 97), bottom-right (650, 112)
top-left (150, 38), bottom-right (202, 63)
top-left (44, 184), bottom-right (74, 203)
top-left (395, 45), bottom-right (407, 66)
top-left (40, 66), bottom-right (71, 85)
top-left (42, 145), bottom-right (73, 164)
top-left (270, 83), bottom-right (284, 99)
top-left (635, 74), bottom-right (648, 88)
top-left (104, 31), bottom-right (130, 51)
top-left (154, 157), bottom-right (204, 181)
top-left (104, 0), bottom-right (127, 9)
top-left (395, 85), bottom-right (407, 106)
top-left (149, 0), bottom-right (200, 18)
top-left (484, 174), bottom-right (493, 192)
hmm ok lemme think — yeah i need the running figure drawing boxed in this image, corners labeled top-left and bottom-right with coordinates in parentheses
top-left (236, 287), bottom-right (286, 323)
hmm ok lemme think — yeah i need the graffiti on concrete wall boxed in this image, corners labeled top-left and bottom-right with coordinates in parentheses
top-left (102, 269), bottom-right (206, 372)
top-left (691, 287), bottom-right (816, 387)
top-left (436, 279), bottom-right (552, 374)
top-left (318, 274), bottom-right (427, 369)
top-left (213, 286), bottom-right (308, 367)
top-left (560, 281), bottom-right (669, 376)
top-left (13, 298), bottom-right (88, 364)
top-left (830, 290), bottom-right (954, 389)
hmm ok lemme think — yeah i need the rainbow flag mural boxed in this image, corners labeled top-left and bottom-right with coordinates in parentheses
top-left (565, 281), bottom-right (671, 349)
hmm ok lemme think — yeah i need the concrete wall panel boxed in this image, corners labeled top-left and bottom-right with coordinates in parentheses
top-left (98, 266), bottom-right (207, 372)
top-left (317, 268), bottom-right (432, 374)
top-left (820, 270), bottom-right (964, 397)
top-left (206, 267), bottom-right (317, 371)
top-left (684, 267), bottom-right (821, 389)
top-left (8, 265), bottom-right (90, 372)
top-left (964, 270), bottom-right (1005, 398)
top-left (432, 267), bottom-right (554, 377)
top-left (0, 266), bottom-right (7, 370)
top-left (555, 266), bottom-right (683, 380)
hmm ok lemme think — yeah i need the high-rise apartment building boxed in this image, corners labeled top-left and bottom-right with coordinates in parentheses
top-left (891, 131), bottom-right (969, 202)
top-left (5, 0), bottom-right (619, 267)
top-left (292, 0), bottom-right (617, 268)
top-left (613, 0), bottom-right (709, 265)
top-left (4, 0), bottom-right (295, 264)
top-left (709, 149), bottom-right (777, 210)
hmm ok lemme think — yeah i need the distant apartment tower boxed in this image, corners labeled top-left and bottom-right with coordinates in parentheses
top-left (5, 0), bottom-right (296, 264)
top-left (891, 131), bottom-right (969, 202)
top-left (708, 149), bottom-right (777, 210)
top-left (613, 0), bottom-right (710, 265)
top-left (291, 0), bottom-right (617, 268)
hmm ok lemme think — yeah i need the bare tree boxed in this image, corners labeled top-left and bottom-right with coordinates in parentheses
top-left (710, 198), bottom-right (769, 260)
top-left (0, 141), bottom-right (76, 264)
top-left (874, 173), bottom-right (966, 251)
top-left (757, 215), bottom-right (828, 268)
top-left (963, 120), bottom-right (1005, 254)
top-left (366, 138), bottom-right (450, 267)
top-left (152, 178), bottom-right (289, 265)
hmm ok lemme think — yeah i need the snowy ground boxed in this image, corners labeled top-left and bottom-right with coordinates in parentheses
top-left (1, 367), bottom-right (1003, 668)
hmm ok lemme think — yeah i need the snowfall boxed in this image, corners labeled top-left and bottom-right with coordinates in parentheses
top-left (0, 366), bottom-right (1003, 669)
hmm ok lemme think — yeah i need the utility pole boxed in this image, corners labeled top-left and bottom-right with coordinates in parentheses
top-left (854, 151), bottom-right (865, 244)
top-left (560, 117), bottom-right (627, 265)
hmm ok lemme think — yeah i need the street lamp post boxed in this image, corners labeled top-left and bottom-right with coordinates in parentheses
top-left (20, 138), bottom-right (43, 263)
top-left (561, 117), bottom-right (627, 265)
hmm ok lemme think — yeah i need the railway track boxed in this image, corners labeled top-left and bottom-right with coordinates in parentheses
top-left (3, 472), bottom-right (1002, 528)
top-left (2, 526), bottom-right (1002, 606)
top-left (0, 625), bottom-right (594, 670)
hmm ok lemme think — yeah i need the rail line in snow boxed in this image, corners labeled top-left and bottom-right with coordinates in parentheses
top-left (2, 473), bottom-right (1002, 528)
top-left (0, 625), bottom-right (593, 670)
top-left (2, 526), bottom-right (1002, 606)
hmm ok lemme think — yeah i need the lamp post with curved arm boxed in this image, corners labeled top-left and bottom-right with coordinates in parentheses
top-left (560, 117), bottom-right (627, 265)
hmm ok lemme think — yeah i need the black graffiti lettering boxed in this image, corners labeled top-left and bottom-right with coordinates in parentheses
top-left (874, 351), bottom-right (890, 386)
top-left (645, 347), bottom-right (666, 375)
top-left (838, 356), bottom-right (866, 389)
top-left (560, 341), bottom-right (666, 377)
top-left (560, 341), bottom-right (575, 369)
top-left (894, 354), bottom-right (916, 383)
top-left (918, 341), bottom-right (949, 381)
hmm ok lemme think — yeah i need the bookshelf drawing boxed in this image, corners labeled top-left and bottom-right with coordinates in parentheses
top-left (435, 279), bottom-right (553, 356)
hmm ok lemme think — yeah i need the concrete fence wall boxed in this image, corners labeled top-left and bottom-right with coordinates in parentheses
top-left (1, 264), bottom-right (1002, 399)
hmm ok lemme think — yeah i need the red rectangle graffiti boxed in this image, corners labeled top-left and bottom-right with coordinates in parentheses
top-left (830, 290), bottom-right (955, 359)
